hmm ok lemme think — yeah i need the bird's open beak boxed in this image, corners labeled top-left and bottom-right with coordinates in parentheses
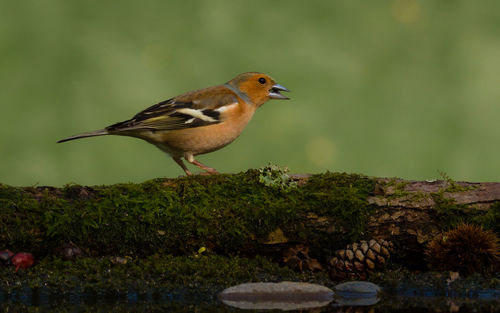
top-left (269, 84), bottom-right (290, 100)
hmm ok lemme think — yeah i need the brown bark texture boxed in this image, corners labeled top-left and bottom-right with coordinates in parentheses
top-left (362, 178), bottom-right (500, 267)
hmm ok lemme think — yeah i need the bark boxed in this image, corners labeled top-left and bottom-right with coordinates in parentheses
top-left (287, 175), bottom-right (500, 268)
top-left (367, 178), bottom-right (500, 237)
top-left (365, 178), bottom-right (500, 267)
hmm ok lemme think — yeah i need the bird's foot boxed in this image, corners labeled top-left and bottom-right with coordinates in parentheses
top-left (189, 160), bottom-right (219, 175)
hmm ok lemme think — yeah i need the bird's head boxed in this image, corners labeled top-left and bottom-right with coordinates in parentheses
top-left (227, 72), bottom-right (290, 107)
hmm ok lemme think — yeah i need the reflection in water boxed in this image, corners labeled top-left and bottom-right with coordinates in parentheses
top-left (2, 301), bottom-right (500, 312)
top-left (2, 290), bottom-right (500, 312)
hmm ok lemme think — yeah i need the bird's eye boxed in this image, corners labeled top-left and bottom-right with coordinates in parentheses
top-left (258, 77), bottom-right (266, 84)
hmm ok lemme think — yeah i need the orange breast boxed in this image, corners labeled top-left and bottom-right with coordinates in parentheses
top-left (150, 101), bottom-right (256, 156)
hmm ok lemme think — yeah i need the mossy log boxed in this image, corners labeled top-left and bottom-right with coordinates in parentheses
top-left (1, 171), bottom-right (499, 269)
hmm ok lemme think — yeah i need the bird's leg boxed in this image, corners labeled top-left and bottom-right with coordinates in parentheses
top-left (173, 157), bottom-right (193, 176)
top-left (184, 153), bottom-right (219, 174)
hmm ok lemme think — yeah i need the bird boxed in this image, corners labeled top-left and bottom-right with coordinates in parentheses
top-left (58, 72), bottom-right (290, 176)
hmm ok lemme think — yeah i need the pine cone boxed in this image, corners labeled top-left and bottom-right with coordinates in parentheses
top-left (329, 239), bottom-right (393, 281)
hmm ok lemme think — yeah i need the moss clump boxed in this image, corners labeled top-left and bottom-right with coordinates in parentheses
top-left (430, 191), bottom-right (500, 231)
top-left (299, 172), bottom-right (375, 252)
top-left (430, 191), bottom-right (469, 227)
top-left (382, 178), bottom-right (411, 199)
top-left (474, 202), bottom-right (500, 236)
top-left (438, 171), bottom-right (476, 193)
top-left (0, 171), bottom-right (375, 258)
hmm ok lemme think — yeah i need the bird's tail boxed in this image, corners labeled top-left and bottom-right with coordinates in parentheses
top-left (57, 129), bottom-right (109, 143)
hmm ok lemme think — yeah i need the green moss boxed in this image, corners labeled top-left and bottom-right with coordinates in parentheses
top-left (438, 171), bottom-right (476, 193)
top-left (0, 171), bottom-right (375, 258)
top-left (0, 255), bottom-right (331, 294)
top-left (473, 202), bottom-right (500, 235)
top-left (0, 184), bottom-right (46, 252)
top-left (382, 178), bottom-right (411, 199)
top-left (430, 192), bottom-right (468, 227)
top-left (430, 191), bottom-right (497, 230)
top-left (430, 177), bottom-right (482, 228)
top-left (300, 172), bottom-right (375, 250)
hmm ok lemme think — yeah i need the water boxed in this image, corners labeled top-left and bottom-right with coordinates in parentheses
top-left (1, 288), bottom-right (500, 312)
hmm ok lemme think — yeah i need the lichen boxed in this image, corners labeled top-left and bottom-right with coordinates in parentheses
top-left (257, 164), bottom-right (297, 191)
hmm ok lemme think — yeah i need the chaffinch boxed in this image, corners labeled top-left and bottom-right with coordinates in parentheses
top-left (58, 72), bottom-right (290, 175)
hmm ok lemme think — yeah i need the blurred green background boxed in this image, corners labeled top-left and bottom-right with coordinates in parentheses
top-left (1, 0), bottom-right (500, 186)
